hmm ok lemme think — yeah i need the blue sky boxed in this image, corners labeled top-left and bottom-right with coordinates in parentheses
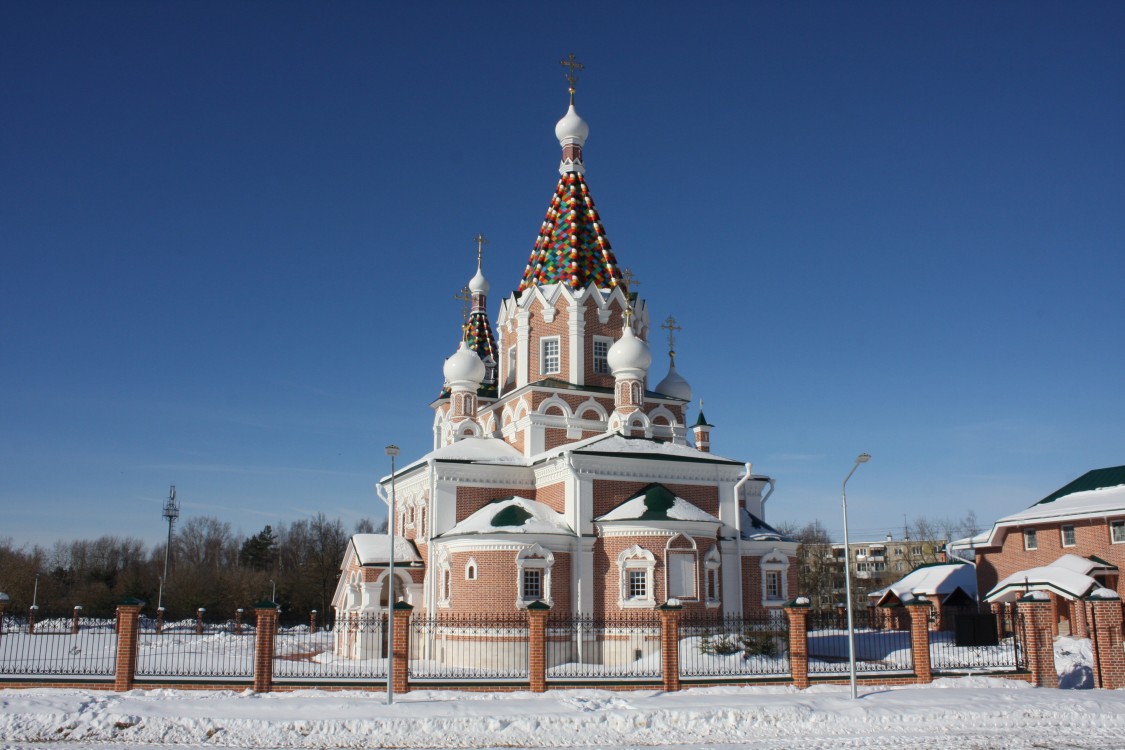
top-left (3, 1), bottom-right (1123, 549)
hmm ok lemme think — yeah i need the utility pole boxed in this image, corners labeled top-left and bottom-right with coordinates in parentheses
top-left (160, 485), bottom-right (179, 610)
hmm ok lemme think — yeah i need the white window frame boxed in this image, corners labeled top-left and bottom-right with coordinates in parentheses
top-left (1060, 524), bottom-right (1076, 548)
top-left (1111, 519), bottom-right (1125, 544)
top-left (506, 345), bottom-right (516, 384)
top-left (765, 570), bottom-right (783, 600)
top-left (592, 336), bottom-right (613, 375)
top-left (617, 545), bottom-right (656, 608)
top-left (759, 549), bottom-right (790, 606)
top-left (703, 546), bottom-right (721, 608)
top-left (1023, 528), bottom-right (1038, 551)
top-left (435, 548), bottom-right (452, 608)
top-left (465, 557), bottom-right (478, 580)
top-left (516, 544), bottom-right (553, 607)
top-left (540, 337), bottom-right (561, 375)
top-left (665, 534), bottom-right (699, 601)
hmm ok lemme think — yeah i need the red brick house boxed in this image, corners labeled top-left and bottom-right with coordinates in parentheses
top-left (332, 80), bottom-right (797, 634)
top-left (962, 465), bottom-right (1124, 634)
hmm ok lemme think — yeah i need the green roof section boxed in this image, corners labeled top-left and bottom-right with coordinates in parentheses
top-left (693, 409), bottom-right (712, 428)
top-left (1034, 465), bottom-right (1125, 506)
top-left (632, 483), bottom-right (677, 520)
top-left (491, 504), bottom-right (534, 528)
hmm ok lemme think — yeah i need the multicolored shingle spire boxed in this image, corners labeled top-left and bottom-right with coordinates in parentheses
top-left (517, 58), bottom-right (625, 294)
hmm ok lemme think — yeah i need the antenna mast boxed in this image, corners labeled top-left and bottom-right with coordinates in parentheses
top-left (159, 485), bottom-right (179, 610)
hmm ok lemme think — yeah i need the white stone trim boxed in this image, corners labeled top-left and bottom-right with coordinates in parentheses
top-left (664, 534), bottom-right (699, 602)
top-left (759, 548), bottom-right (790, 606)
top-left (516, 543), bottom-right (554, 607)
top-left (617, 544), bottom-right (657, 609)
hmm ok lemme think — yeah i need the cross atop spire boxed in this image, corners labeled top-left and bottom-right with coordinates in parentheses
top-left (660, 315), bottom-right (682, 356)
top-left (473, 232), bottom-right (487, 268)
top-left (454, 286), bottom-right (471, 322)
top-left (560, 54), bottom-right (583, 103)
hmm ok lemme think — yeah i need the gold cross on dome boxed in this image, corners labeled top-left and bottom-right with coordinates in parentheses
top-left (454, 286), bottom-right (471, 322)
top-left (621, 268), bottom-right (639, 289)
top-left (473, 232), bottom-right (487, 267)
top-left (660, 315), bottom-right (682, 352)
top-left (560, 54), bottom-right (584, 101)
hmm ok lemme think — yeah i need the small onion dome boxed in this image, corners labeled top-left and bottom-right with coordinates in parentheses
top-left (555, 104), bottom-right (589, 147)
top-left (443, 340), bottom-right (485, 387)
top-left (654, 358), bottom-right (692, 401)
top-left (607, 325), bottom-right (651, 378)
top-left (468, 265), bottom-right (490, 295)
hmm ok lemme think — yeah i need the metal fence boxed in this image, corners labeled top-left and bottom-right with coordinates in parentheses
top-left (409, 613), bottom-right (529, 681)
top-left (136, 618), bottom-right (254, 679)
top-left (806, 610), bottom-right (913, 674)
top-left (680, 612), bottom-right (790, 678)
top-left (0, 615), bottom-right (117, 677)
top-left (276, 613), bottom-right (386, 681)
top-left (545, 612), bottom-right (662, 680)
top-left (930, 606), bottom-right (1025, 673)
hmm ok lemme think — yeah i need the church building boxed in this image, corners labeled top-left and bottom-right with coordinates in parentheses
top-left (332, 68), bottom-right (796, 627)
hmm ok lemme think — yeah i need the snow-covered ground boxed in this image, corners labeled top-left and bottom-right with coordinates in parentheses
top-left (2, 678), bottom-right (1125, 750)
top-left (1, 635), bottom-right (1120, 750)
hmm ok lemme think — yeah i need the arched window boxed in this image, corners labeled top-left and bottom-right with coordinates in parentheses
top-left (704, 546), bottom-right (722, 607)
top-left (759, 549), bottom-right (790, 606)
top-left (665, 534), bottom-right (698, 600)
top-left (617, 545), bottom-right (656, 608)
top-left (516, 544), bottom-right (554, 607)
top-left (465, 558), bottom-right (478, 581)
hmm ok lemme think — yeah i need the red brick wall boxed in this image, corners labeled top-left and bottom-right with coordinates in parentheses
top-left (582, 296), bottom-right (625, 389)
top-left (456, 485), bottom-right (532, 521)
top-left (446, 549), bottom-right (571, 614)
top-left (537, 482), bottom-right (565, 514)
top-left (527, 298), bottom-right (571, 382)
top-left (976, 517), bottom-right (1125, 598)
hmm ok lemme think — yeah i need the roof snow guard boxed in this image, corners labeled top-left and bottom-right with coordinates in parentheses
top-left (518, 172), bottom-right (624, 293)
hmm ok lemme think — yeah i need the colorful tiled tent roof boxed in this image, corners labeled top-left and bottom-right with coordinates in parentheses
top-left (518, 172), bottom-right (625, 293)
top-left (466, 310), bottom-right (498, 397)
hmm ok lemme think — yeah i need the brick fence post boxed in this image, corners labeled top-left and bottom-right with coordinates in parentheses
top-left (1086, 592), bottom-right (1124, 690)
top-left (784, 600), bottom-right (810, 690)
top-left (527, 601), bottom-right (550, 692)
top-left (310, 609), bottom-right (318, 635)
top-left (906, 600), bottom-right (933, 684)
top-left (392, 601), bottom-right (413, 695)
top-left (253, 601), bottom-right (278, 693)
top-left (113, 597), bottom-right (144, 691)
top-left (659, 601), bottom-right (683, 692)
top-left (28, 605), bottom-right (38, 635)
top-left (72, 605), bottom-right (83, 635)
top-left (1018, 595), bottom-right (1058, 688)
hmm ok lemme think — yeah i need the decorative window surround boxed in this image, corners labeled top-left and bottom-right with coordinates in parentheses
top-left (465, 557), bottom-right (478, 580)
top-left (617, 544), bottom-right (656, 608)
top-left (759, 548), bottom-right (790, 606)
top-left (704, 546), bottom-right (721, 608)
top-left (516, 543), bottom-right (553, 607)
top-left (665, 534), bottom-right (698, 601)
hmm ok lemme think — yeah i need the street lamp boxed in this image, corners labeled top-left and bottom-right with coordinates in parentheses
top-left (385, 444), bottom-right (400, 706)
top-left (841, 452), bottom-right (871, 700)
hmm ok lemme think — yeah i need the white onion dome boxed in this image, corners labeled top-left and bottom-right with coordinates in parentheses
top-left (443, 340), bottom-right (485, 387)
top-left (554, 104), bottom-right (589, 147)
top-left (654, 359), bottom-right (692, 401)
top-left (468, 265), bottom-right (490, 295)
top-left (607, 325), bottom-right (651, 379)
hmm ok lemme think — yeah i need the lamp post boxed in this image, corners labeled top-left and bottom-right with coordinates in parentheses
top-left (385, 444), bottom-right (400, 706)
top-left (841, 452), bottom-right (871, 700)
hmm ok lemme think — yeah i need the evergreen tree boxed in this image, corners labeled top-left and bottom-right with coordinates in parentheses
top-left (238, 525), bottom-right (277, 571)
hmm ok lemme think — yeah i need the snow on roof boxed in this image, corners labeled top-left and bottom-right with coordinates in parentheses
top-left (985, 563), bottom-right (1100, 603)
top-left (1050, 553), bottom-right (1118, 576)
top-left (949, 530), bottom-right (990, 550)
top-left (596, 483), bottom-right (720, 523)
top-left (534, 432), bottom-right (741, 465)
top-left (869, 562), bottom-right (977, 605)
top-left (442, 496), bottom-right (575, 537)
top-left (350, 534), bottom-right (421, 565)
top-left (997, 483), bottom-right (1125, 525)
